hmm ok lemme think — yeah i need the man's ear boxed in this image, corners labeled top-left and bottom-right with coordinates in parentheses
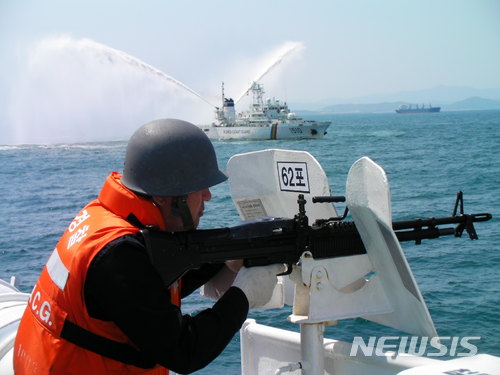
top-left (152, 196), bottom-right (169, 207)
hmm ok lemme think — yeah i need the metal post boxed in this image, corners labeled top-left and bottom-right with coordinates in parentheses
top-left (300, 323), bottom-right (325, 375)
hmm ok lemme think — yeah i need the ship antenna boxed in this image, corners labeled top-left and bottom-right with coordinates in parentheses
top-left (221, 81), bottom-right (225, 106)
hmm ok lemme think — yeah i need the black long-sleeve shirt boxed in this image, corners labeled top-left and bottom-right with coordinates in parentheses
top-left (84, 234), bottom-right (248, 374)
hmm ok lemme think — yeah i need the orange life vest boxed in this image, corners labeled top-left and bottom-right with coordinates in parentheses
top-left (14, 172), bottom-right (178, 375)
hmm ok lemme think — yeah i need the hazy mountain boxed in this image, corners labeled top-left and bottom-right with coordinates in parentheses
top-left (445, 97), bottom-right (500, 110)
top-left (314, 97), bottom-right (500, 113)
top-left (318, 102), bottom-right (404, 113)
top-left (291, 86), bottom-right (500, 111)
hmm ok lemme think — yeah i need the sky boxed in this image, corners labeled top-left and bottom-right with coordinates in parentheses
top-left (1, 0), bottom-right (499, 144)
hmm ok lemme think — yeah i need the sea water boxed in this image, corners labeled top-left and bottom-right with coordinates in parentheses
top-left (1, 110), bottom-right (499, 373)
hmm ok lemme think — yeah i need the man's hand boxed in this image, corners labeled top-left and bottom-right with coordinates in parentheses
top-left (232, 264), bottom-right (285, 309)
top-left (200, 261), bottom-right (242, 300)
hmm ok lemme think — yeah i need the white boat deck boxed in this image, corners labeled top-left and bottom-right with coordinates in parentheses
top-left (0, 278), bottom-right (29, 374)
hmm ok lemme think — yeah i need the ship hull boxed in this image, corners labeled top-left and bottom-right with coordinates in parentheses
top-left (199, 121), bottom-right (330, 140)
top-left (396, 107), bottom-right (441, 113)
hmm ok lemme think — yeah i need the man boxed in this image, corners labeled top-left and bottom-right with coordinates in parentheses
top-left (14, 119), bottom-right (282, 374)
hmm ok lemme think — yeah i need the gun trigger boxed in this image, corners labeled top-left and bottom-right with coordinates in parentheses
top-left (278, 263), bottom-right (293, 277)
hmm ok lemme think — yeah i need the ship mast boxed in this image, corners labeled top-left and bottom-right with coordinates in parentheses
top-left (251, 82), bottom-right (265, 112)
top-left (221, 81), bottom-right (225, 107)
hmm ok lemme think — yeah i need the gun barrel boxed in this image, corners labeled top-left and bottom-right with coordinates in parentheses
top-left (392, 213), bottom-right (492, 231)
top-left (395, 227), bottom-right (455, 242)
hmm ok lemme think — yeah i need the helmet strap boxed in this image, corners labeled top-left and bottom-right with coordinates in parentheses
top-left (171, 196), bottom-right (195, 231)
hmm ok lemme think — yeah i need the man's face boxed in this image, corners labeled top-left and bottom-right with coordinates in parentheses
top-left (184, 188), bottom-right (212, 229)
top-left (156, 188), bottom-right (212, 231)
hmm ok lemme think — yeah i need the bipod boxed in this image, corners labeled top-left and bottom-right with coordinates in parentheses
top-left (452, 191), bottom-right (486, 240)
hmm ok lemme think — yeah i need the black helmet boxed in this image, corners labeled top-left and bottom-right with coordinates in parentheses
top-left (121, 119), bottom-right (227, 196)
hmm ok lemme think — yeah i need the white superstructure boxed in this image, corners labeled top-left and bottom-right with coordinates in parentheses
top-left (199, 83), bottom-right (330, 140)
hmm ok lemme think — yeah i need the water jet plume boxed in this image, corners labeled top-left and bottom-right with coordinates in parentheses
top-left (235, 41), bottom-right (305, 104)
top-left (6, 36), bottom-right (214, 145)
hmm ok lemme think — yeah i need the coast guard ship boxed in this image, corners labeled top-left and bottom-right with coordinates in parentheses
top-left (199, 83), bottom-right (330, 140)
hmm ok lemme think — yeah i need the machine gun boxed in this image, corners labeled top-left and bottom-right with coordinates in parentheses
top-left (141, 191), bottom-right (491, 289)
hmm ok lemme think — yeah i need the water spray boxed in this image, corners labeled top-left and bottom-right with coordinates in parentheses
top-left (235, 41), bottom-right (305, 104)
top-left (77, 38), bottom-right (217, 108)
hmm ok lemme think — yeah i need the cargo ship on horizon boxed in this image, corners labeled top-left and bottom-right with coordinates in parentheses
top-left (396, 104), bottom-right (441, 113)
